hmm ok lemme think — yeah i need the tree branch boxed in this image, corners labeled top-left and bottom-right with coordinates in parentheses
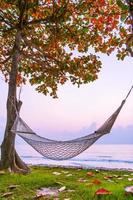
top-left (21, 34), bottom-right (48, 60)
top-left (27, 0), bottom-right (69, 26)
top-left (0, 9), bottom-right (15, 27)
top-left (22, 52), bottom-right (48, 65)
top-left (0, 14), bottom-right (13, 28)
top-left (0, 56), bottom-right (12, 65)
top-left (18, 0), bottom-right (28, 29)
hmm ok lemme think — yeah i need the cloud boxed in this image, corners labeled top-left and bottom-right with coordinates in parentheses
top-left (97, 125), bottom-right (133, 144)
top-left (73, 122), bottom-right (133, 144)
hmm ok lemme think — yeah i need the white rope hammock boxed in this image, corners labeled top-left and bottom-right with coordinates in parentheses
top-left (11, 86), bottom-right (133, 160)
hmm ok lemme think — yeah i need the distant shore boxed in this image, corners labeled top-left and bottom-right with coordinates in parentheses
top-left (29, 163), bottom-right (133, 172)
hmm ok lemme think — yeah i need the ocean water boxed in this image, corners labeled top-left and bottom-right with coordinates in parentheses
top-left (15, 144), bottom-right (133, 170)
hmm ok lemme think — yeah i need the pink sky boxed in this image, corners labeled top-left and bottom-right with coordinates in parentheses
top-left (0, 53), bottom-right (133, 141)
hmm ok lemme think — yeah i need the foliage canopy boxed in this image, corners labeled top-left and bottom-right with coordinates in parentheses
top-left (0, 0), bottom-right (132, 97)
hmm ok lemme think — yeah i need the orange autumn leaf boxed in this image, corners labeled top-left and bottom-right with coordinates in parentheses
top-left (92, 179), bottom-right (102, 185)
top-left (0, 0), bottom-right (131, 98)
top-left (104, 175), bottom-right (113, 180)
top-left (60, 76), bottom-right (67, 85)
top-left (87, 172), bottom-right (94, 177)
top-left (16, 74), bottom-right (23, 86)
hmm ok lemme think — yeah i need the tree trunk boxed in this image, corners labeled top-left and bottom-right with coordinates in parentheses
top-left (0, 31), bottom-right (30, 174)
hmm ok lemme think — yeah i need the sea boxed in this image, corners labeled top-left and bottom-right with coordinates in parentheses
top-left (15, 144), bottom-right (133, 170)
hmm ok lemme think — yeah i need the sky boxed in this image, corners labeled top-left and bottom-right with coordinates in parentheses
top-left (0, 53), bottom-right (133, 144)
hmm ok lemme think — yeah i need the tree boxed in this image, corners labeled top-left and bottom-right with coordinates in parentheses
top-left (0, 0), bottom-right (132, 173)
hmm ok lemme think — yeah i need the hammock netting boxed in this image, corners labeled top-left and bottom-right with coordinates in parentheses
top-left (11, 99), bottom-right (126, 160)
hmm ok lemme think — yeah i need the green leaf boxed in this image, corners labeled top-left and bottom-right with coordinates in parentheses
top-left (109, 0), bottom-right (114, 4)
top-left (116, 0), bottom-right (129, 11)
top-left (121, 13), bottom-right (127, 21)
top-left (83, 27), bottom-right (88, 33)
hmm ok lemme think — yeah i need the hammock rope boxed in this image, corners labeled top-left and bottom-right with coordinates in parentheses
top-left (11, 86), bottom-right (133, 160)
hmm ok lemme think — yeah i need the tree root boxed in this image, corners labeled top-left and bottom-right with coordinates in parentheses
top-left (10, 152), bottom-right (30, 174)
top-left (14, 150), bottom-right (30, 173)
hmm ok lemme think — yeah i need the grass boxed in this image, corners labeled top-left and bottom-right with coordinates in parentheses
top-left (0, 166), bottom-right (133, 200)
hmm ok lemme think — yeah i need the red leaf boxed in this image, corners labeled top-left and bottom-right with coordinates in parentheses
top-left (95, 188), bottom-right (112, 195)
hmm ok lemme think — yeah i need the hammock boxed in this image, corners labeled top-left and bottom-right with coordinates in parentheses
top-left (11, 86), bottom-right (133, 160)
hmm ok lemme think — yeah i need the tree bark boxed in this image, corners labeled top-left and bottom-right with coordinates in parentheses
top-left (0, 30), bottom-right (30, 174)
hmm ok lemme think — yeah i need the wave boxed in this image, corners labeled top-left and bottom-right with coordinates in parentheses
top-left (22, 155), bottom-right (133, 164)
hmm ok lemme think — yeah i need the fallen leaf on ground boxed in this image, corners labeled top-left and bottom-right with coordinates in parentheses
top-left (63, 198), bottom-right (71, 200)
top-left (67, 189), bottom-right (75, 193)
top-left (53, 172), bottom-right (61, 176)
top-left (113, 174), bottom-right (118, 177)
top-left (92, 179), bottom-right (102, 185)
top-left (104, 175), bottom-right (113, 180)
top-left (107, 179), bottom-right (114, 183)
top-left (77, 168), bottom-right (82, 171)
top-left (1, 192), bottom-right (13, 197)
top-left (66, 174), bottom-right (72, 177)
top-left (78, 178), bottom-right (87, 182)
top-left (36, 187), bottom-right (59, 198)
top-left (61, 171), bottom-right (69, 174)
top-left (113, 175), bottom-right (122, 178)
top-left (8, 185), bottom-right (19, 190)
top-left (117, 177), bottom-right (123, 180)
top-left (128, 178), bottom-right (133, 181)
top-left (58, 186), bottom-right (66, 192)
top-left (87, 172), bottom-right (94, 177)
top-left (0, 171), bottom-right (5, 175)
top-left (95, 188), bottom-right (112, 195)
top-left (125, 186), bottom-right (133, 194)
top-left (123, 174), bottom-right (129, 177)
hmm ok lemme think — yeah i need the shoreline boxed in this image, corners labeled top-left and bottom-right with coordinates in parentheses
top-left (29, 163), bottom-right (133, 172)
